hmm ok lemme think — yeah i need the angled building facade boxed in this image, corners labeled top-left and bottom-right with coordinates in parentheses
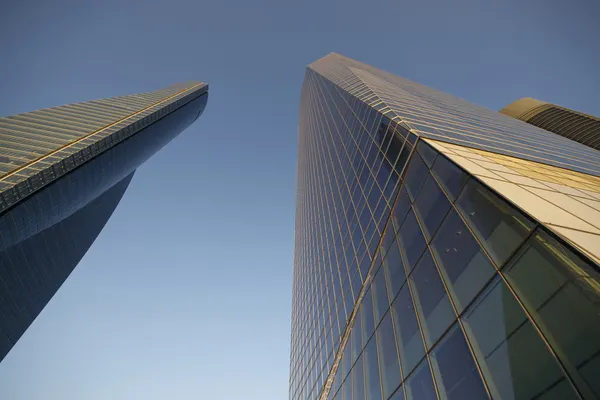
top-left (0, 82), bottom-right (208, 362)
top-left (500, 97), bottom-right (600, 150)
top-left (291, 53), bottom-right (600, 400)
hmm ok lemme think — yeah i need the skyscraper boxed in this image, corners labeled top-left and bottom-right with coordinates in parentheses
top-left (291, 53), bottom-right (600, 400)
top-left (0, 82), bottom-right (208, 362)
top-left (500, 97), bottom-right (600, 150)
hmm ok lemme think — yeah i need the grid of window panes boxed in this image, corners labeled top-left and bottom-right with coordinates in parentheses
top-left (0, 94), bottom-right (208, 363)
top-left (291, 68), bottom-right (418, 400)
top-left (309, 54), bottom-right (600, 178)
top-left (0, 82), bottom-right (207, 213)
top-left (324, 140), bottom-right (600, 400)
top-left (523, 106), bottom-right (600, 150)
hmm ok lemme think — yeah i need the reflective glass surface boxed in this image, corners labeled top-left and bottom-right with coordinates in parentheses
top-left (430, 323), bottom-right (488, 400)
top-left (293, 53), bottom-right (600, 400)
top-left (504, 230), bottom-right (600, 399)
top-left (461, 276), bottom-right (578, 400)
top-left (0, 93), bottom-right (207, 362)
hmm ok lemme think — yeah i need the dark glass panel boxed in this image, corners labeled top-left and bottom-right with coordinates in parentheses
top-left (397, 209), bottom-right (427, 272)
top-left (430, 323), bottom-right (488, 400)
top-left (382, 237), bottom-right (406, 300)
top-left (417, 140), bottom-right (438, 168)
top-left (391, 187), bottom-right (410, 229)
top-left (404, 153), bottom-right (428, 201)
top-left (405, 358), bottom-right (437, 400)
top-left (431, 154), bottom-right (469, 201)
top-left (388, 385), bottom-right (405, 400)
top-left (372, 269), bottom-right (390, 325)
top-left (391, 284), bottom-right (425, 375)
top-left (431, 209), bottom-right (496, 312)
top-left (462, 276), bottom-right (577, 400)
top-left (365, 336), bottom-right (383, 400)
top-left (377, 313), bottom-right (402, 399)
top-left (409, 250), bottom-right (455, 347)
top-left (504, 230), bottom-right (600, 399)
top-left (362, 287), bottom-right (376, 343)
top-left (413, 174), bottom-right (452, 240)
top-left (341, 371), bottom-right (352, 400)
top-left (351, 317), bottom-right (362, 365)
top-left (456, 179), bottom-right (535, 266)
top-left (353, 353), bottom-right (365, 399)
top-left (343, 339), bottom-right (352, 380)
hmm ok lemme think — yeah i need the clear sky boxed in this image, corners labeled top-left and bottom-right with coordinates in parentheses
top-left (0, 0), bottom-right (598, 399)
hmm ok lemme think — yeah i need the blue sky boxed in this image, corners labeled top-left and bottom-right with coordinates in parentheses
top-left (0, 0), bottom-right (598, 399)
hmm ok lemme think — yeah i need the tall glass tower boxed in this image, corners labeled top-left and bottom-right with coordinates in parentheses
top-left (0, 82), bottom-right (208, 362)
top-left (291, 53), bottom-right (600, 400)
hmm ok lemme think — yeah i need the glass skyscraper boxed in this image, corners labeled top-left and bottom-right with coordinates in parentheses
top-left (500, 97), bottom-right (600, 150)
top-left (291, 53), bottom-right (600, 400)
top-left (0, 82), bottom-right (208, 362)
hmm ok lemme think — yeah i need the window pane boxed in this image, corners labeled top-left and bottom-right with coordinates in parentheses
top-left (353, 353), bottom-right (365, 399)
top-left (404, 153), bottom-right (428, 201)
top-left (405, 358), bottom-right (437, 400)
top-left (365, 336), bottom-right (383, 400)
top-left (456, 179), bottom-right (535, 267)
top-left (504, 230), bottom-right (600, 399)
top-left (342, 370), bottom-right (352, 400)
top-left (409, 250), bottom-right (456, 347)
top-left (417, 140), bottom-right (438, 168)
top-left (391, 187), bottom-right (410, 229)
top-left (398, 209), bottom-right (427, 272)
top-left (462, 276), bottom-right (578, 400)
top-left (388, 385), bottom-right (405, 400)
top-left (414, 173), bottom-right (452, 240)
top-left (382, 237), bottom-right (406, 300)
top-left (430, 323), bottom-right (488, 400)
top-left (431, 154), bottom-right (469, 200)
top-left (372, 269), bottom-right (390, 325)
top-left (377, 313), bottom-right (402, 399)
top-left (391, 284), bottom-right (425, 374)
top-left (362, 287), bottom-right (376, 343)
top-left (431, 208), bottom-right (496, 312)
top-left (351, 318), bottom-right (362, 364)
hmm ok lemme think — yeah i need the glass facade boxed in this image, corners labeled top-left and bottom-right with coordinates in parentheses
top-left (500, 97), bottom-right (600, 151)
top-left (0, 83), bottom-right (208, 362)
top-left (291, 53), bottom-right (600, 400)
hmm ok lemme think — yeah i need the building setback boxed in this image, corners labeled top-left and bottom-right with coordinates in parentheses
top-left (0, 82), bottom-right (208, 362)
top-left (291, 53), bottom-right (600, 400)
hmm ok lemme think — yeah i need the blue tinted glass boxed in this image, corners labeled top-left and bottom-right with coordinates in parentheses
top-left (409, 250), bottom-right (456, 347)
top-left (388, 386), bottom-right (405, 400)
top-left (462, 276), bottom-right (577, 400)
top-left (413, 173), bottom-right (452, 240)
top-left (430, 209), bottom-right (496, 312)
top-left (361, 287), bottom-right (376, 343)
top-left (456, 179), bottom-right (535, 267)
top-left (504, 230), bottom-right (600, 399)
top-left (351, 317), bottom-right (362, 364)
top-left (417, 140), bottom-right (438, 168)
top-left (391, 187), bottom-right (410, 229)
top-left (404, 153), bottom-right (428, 201)
top-left (405, 358), bottom-right (437, 400)
top-left (365, 336), bottom-right (383, 400)
top-left (382, 237), bottom-right (406, 300)
top-left (398, 209), bottom-right (427, 272)
top-left (377, 313), bottom-right (402, 398)
top-left (391, 284), bottom-right (425, 374)
top-left (430, 323), bottom-right (488, 399)
top-left (372, 269), bottom-right (390, 325)
top-left (431, 153), bottom-right (469, 201)
top-left (353, 353), bottom-right (365, 399)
